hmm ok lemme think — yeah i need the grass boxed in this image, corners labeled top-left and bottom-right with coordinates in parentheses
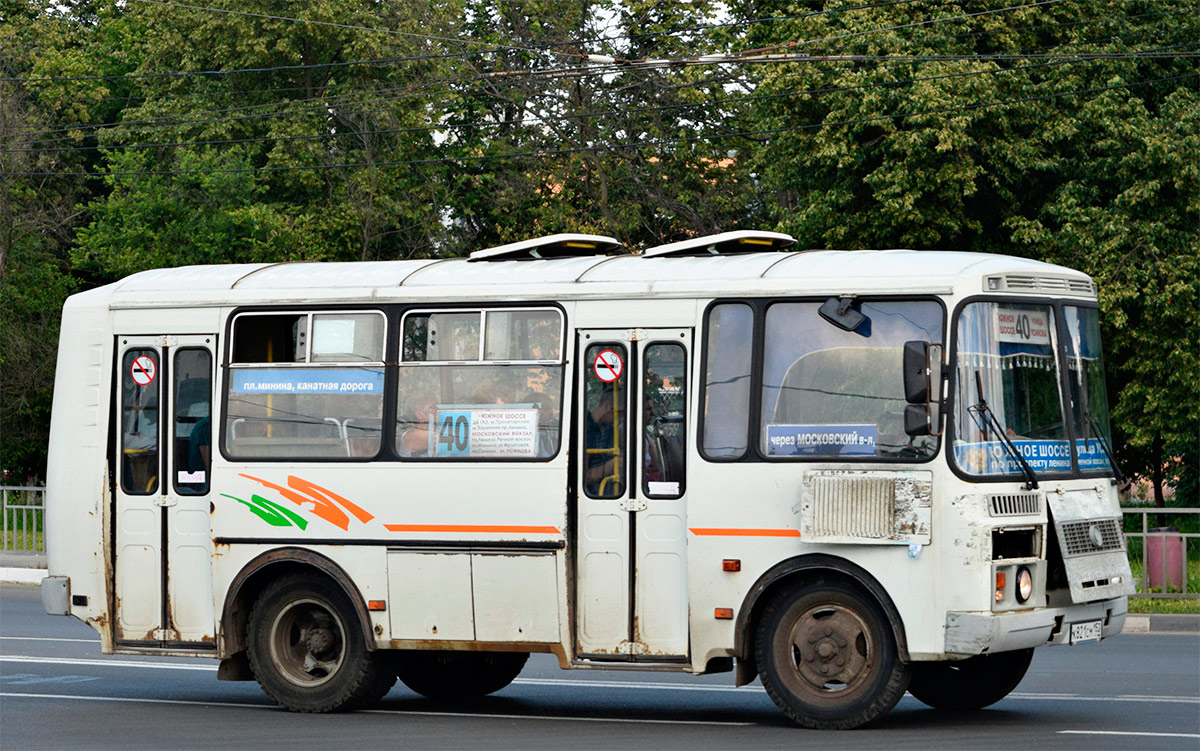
top-left (0, 529), bottom-right (44, 554)
top-left (1127, 555), bottom-right (1200, 614)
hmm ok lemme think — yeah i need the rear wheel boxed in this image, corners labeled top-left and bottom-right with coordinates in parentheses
top-left (394, 651), bottom-right (529, 700)
top-left (755, 581), bottom-right (910, 730)
top-left (908, 648), bottom-right (1034, 710)
top-left (246, 574), bottom-right (395, 712)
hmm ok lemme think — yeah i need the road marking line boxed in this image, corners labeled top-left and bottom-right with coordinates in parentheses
top-left (1059, 731), bottom-right (1200, 739)
top-left (0, 637), bottom-right (97, 644)
top-left (0, 692), bottom-right (752, 726)
top-left (1011, 693), bottom-right (1199, 705)
top-left (3, 656), bottom-right (1198, 705)
top-left (1, 656), bottom-right (215, 672)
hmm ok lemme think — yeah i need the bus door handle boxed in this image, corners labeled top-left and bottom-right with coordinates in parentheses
top-left (620, 497), bottom-right (647, 512)
top-left (154, 496), bottom-right (178, 508)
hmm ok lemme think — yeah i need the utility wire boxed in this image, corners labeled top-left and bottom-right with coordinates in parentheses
top-left (7, 35), bottom-right (1195, 148)
top-left (10, 49), bottom-right (1195, 156)
top-left (0, 0), bottom-right (1121, 85)
top-left (13, 71), bottom-right (1194, 177)
top-left (123, 0), bottom-right (580, 58)
top-left (6, 5), bottom-right (1189, 116)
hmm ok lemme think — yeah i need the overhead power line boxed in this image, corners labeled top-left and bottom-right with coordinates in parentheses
top-left (12, 71), bottom-right (1195, 178)
top-left (6, 33), bottom-right (1195, 148)
top-left (124, 0), bottom-right (577, 58)
top-left (8, 51), bottom-right (1187, 155)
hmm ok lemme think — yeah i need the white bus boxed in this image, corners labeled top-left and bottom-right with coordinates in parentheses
top-left (41, 231), bottom-right (1133, 729)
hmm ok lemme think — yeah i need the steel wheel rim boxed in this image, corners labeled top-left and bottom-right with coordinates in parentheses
top-left (780, 602), bottom-right (875, 703)
top-left (269, 597), bottom-right (347, 688)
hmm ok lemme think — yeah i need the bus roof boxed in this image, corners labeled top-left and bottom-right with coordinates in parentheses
top-left (90, 245), bottom-right (1095, 308)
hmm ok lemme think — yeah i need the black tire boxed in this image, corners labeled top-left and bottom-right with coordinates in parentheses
top-left (908, 648), bottom-right (1034, 710)
top-left (246, 574), bottom-right (395, 712)
top-left (394, 651), bottom-right (529, 700)
top-left (755, 580), bottom-right (910, 730)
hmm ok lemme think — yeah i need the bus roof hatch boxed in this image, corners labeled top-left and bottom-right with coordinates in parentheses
top-left (641, 230), bottom-right (797, 258)
top-left (468, 233), bottom-right (625, 261)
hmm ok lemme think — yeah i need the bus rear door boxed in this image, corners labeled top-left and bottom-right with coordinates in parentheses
top-left (113, 334), bottom-right (216, 647)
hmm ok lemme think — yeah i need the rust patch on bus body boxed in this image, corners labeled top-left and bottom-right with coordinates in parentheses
top-left (383, 640), bottom-right (569, 667)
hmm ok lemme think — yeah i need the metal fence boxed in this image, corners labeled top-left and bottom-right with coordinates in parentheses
top-left (2, 485), bottom-right (45, 553)
top-left (1122, 507), bottom-right (1199, 599)
top-left (2, 486), bottom-right (1195, 599)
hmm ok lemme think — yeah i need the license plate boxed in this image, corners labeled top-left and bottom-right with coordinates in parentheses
top-left (1070, 619), bottom-right (1103, 645)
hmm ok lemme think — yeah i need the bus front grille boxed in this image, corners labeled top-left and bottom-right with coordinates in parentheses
top-left (1059, 519), bottom-right (1124, 556)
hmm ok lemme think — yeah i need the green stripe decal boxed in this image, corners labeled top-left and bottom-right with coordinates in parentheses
top-left (223, 493), bottom-right (309, 530)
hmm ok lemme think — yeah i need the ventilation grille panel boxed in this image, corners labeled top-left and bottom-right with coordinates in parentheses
top-left (989, 493), bottom-right (1042, 516)
top-left (990, 274), bottom-right (1096, 297)
top-left (811, 476), bottom-right (894, 539)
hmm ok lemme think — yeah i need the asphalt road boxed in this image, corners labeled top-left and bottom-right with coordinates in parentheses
top-left (2, 583), bottom-right (1197, 750)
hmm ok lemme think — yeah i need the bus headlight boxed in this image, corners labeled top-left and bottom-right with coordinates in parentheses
top-left (1016, 566), bottom-right (1034, 603)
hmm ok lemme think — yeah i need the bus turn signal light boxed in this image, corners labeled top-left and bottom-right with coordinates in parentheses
top-left (368, 600), bottom-right (387, 611)
top-left (994, 572), bottom-right (1006, 602)
top-left (714, 608), bottom-right (733, 620)
top-left (722, 559), bottom-right (741, 572)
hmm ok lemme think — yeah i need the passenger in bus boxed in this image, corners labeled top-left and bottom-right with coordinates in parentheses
top-left (399, 394), bottom-right (437, 457)
top-left (584, 390), bottom-right (619, 495)
top-left (188, 414), bottom-right (211, 473)
top-left (517, 390), bottom-right (552, 458)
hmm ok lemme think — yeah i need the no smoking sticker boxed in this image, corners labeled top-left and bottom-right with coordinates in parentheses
top-left (592, 349), bottom-right (624, 383)
top-left (130, 355), bottom-right (157, 386)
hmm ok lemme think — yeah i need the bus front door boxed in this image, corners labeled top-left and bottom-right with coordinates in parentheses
top-left (574, 329), bottom-right (691, 660)
top-left (113, 335), bottom-right (216, 647)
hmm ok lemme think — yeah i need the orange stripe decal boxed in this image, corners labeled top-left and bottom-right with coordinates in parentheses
top-left (689, 528), bottom-right (801, 538)
top-left (384, 524), bottom-right (561, 535)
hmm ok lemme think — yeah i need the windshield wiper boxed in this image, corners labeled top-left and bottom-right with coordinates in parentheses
top-left (968, 371), bottom-right (1039, 490)
top-left (1085, 413), bottom-right (1126, 485)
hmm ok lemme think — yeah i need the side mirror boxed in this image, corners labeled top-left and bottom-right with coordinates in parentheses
top-left (903, 341), bottom-right (930, 403)
top-left (903, 341), bottom-right (944, 437)
top-left (905, 404), bottom-right (931, 436)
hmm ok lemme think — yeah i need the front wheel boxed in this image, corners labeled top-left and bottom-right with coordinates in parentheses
top-left (755, 581), bottom-right (910, 730)
top-left (908, 648), bottom-right (1034, 710)
top-left (246, 574), bottom-right (395, 712)
top-left (394, 651), bottom-right (529, 700)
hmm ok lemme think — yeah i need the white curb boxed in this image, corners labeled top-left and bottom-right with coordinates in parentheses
top-left (1, 567), bottom-right (48, 584)
top-left (1123, 615), bottom-right (1151, 633)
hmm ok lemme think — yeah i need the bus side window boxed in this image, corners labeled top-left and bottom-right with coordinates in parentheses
top-left (225, 310), bottom-right (386, 460)
top-left (397, 308), bottom-right (564, 460)
top-left (702, 303), bottom-right (753, 460)
top-left (644, 343), bottom-right (686, 498)
top-left (174, 348), bottom-right (212, 495)
top-left (121, 349), bottom-right (159, 494)
top-left (760, 300), bottom-right (943, 460)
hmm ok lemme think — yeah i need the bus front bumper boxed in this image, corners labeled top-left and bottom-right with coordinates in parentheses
top-left (944, 597), bottom-right (1127, 656)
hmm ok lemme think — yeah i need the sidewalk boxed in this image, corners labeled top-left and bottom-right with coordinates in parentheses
top-left (1, 552), bottom-right (49, 584)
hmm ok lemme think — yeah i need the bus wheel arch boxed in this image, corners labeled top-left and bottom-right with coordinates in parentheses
top-left (219, 548), bottom-right (374, 663)
top-left (733, 555), bottom-right (910, 687)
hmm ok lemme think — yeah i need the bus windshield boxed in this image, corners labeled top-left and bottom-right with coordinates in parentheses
top-left (952, 302), bottom-right (1070, 477)
top-left (1063, 306), bottom-right (1115, 475)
